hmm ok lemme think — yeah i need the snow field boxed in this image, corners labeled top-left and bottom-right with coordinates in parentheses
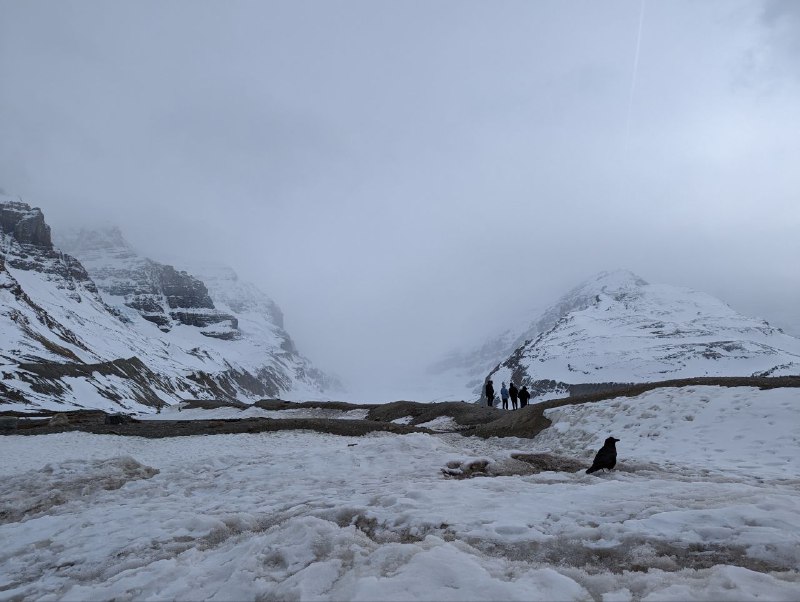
top-left (1, 386), bottom-right (799, 600)
top-left (536, 386), bottom-right (799, 478)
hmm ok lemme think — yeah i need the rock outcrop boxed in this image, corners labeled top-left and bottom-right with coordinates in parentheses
top-left (0, 201), bottom-right (52, 247)
top-left (58, 227), bottom-right (237, 335)
top-left (0, 200), bottom-right (99, 299)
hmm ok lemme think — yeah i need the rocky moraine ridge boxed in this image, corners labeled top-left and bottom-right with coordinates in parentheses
top-left (0, 193), bottom-right (340, 411)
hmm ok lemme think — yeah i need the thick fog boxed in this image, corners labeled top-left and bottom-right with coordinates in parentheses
top-left (1, 1), bottom-right (798, 397)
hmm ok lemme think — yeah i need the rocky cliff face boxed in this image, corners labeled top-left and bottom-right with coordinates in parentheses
top-left (0, 201), bottom-right (52, 247)
top-left (177, 262), bottom-right (343, 394)
top-left (0, 200), bottom-right (100, 301)
top-left (0, 194), bottom-right (340, 412)
top-left (59, 225), bottom-right (341, 402)
top-left (58, 227), bottom-right (237, 337)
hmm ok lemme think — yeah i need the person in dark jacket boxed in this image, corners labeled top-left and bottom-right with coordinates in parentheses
top-left (485, 380), bottom-right (495, 407)
top-left (500, 382), bottom-right (509, 410)
top-left (586, 437), bottom-right (620, 474)
top-left (509, 382), bottom-right (519, 410)
top-left (518, 385), bottom-right (531, 408)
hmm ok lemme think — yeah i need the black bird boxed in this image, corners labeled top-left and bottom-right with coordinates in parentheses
top-left (586, 437), bottom-right (620, 474)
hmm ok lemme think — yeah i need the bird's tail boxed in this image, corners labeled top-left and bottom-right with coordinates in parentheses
top-left (586, 466), bottom-right (598, 474)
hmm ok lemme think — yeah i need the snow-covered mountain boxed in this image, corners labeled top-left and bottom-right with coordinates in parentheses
top-left (430, 270), bottom-right (800, 402)
top-left (0, 194), bottom-right (340, 412)
top-left (488, 270), bottom-right (800, 401)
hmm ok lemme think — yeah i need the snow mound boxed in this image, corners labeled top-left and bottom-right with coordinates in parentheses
top-left (535, 386), bottom-right (799, 478)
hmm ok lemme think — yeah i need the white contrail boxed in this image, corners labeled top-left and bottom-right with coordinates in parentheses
top-left (623, 0), bottom-right (646, 157)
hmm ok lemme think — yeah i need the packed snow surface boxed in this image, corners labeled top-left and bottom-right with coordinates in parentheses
top-left (1, 386), bottom-right (799, 600)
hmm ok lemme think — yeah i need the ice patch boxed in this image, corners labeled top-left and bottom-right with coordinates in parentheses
top-left (417, 416), bottom-right (460, 431)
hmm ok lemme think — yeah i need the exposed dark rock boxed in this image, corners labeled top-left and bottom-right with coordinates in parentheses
top-left (200, 329), bottom-right (239, 341)
top-left (0, 417), bottom-right (19, 431)
top-left (5, 415), bottom-right (427, 438)
top-left (104, 413), bottom-right (136, 425)
top-left (254, 399), bottom-right (378, 411)
top-left (16, 357), bottom-right (177, 408)
top-left (169, 310), bottom-right (237, 329)
top-left (0, 201), bottom-right (52, 247)
top-left (0, 202), bottom-right (101, 302)
top-left (181, 399), bottom-right (249, 410)
top-left (366, 400), bottom-right (501, 428)
top-left (158, 264), bottom-right (214, 310)
top-left (126, 295), bottom-right (165, 314)
top-left (110, 261), bottom-right (235, 332)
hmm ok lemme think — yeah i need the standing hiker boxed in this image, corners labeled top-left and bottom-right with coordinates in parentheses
top-left (519, 385), bottom-right (531, 408)
top-left (500, 382), bottom-right (509, 410)
top-left (509, 382), bottom-right (519, 410)
top-left (485, 379), bottom-right (495, 407)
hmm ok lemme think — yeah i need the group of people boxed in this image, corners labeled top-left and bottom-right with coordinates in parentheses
top-left (484, 379), bottom-right (530, 410)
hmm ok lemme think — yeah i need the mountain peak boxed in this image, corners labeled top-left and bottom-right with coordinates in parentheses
top-left (573, 270), bottom-right (648, 295)
top-left (0, 198), bottom-right (52, 248)
top-left (56, 226), bottom-right (133, 255)
top-left (427, 269), bottom-right (800, 402)
top-left (486, 274), bottom-right (800, 401)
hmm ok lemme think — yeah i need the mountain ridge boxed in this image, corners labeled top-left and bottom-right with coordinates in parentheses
top-left (0, 194), bottom-right (341, 412)
top-left (485, 270), bottom-right (800, 402)
top-left (428, 270), bottom-right (800, 402)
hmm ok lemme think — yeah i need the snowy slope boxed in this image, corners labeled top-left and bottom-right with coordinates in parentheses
top-left (171, 261), bottom-right (343, 397)
top-left (0, 196), bottom-right (187, 410)
top-left (1, 384), bottom-right (799, 600)
top-left (431, 270), bottom-right (800, 403)
top-left (58, 227), bottom-right (341, 402)
top-left (0, 196), bottom-right (339, 412)
top-left (428, 272), bottom-right (652, 401)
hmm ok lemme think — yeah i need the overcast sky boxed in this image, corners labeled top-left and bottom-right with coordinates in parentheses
top-left (1, 0), bottom-right (798, 396)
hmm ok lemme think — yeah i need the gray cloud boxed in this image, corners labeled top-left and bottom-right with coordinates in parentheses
top-left (1, 0), bottom-right (798, 397)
